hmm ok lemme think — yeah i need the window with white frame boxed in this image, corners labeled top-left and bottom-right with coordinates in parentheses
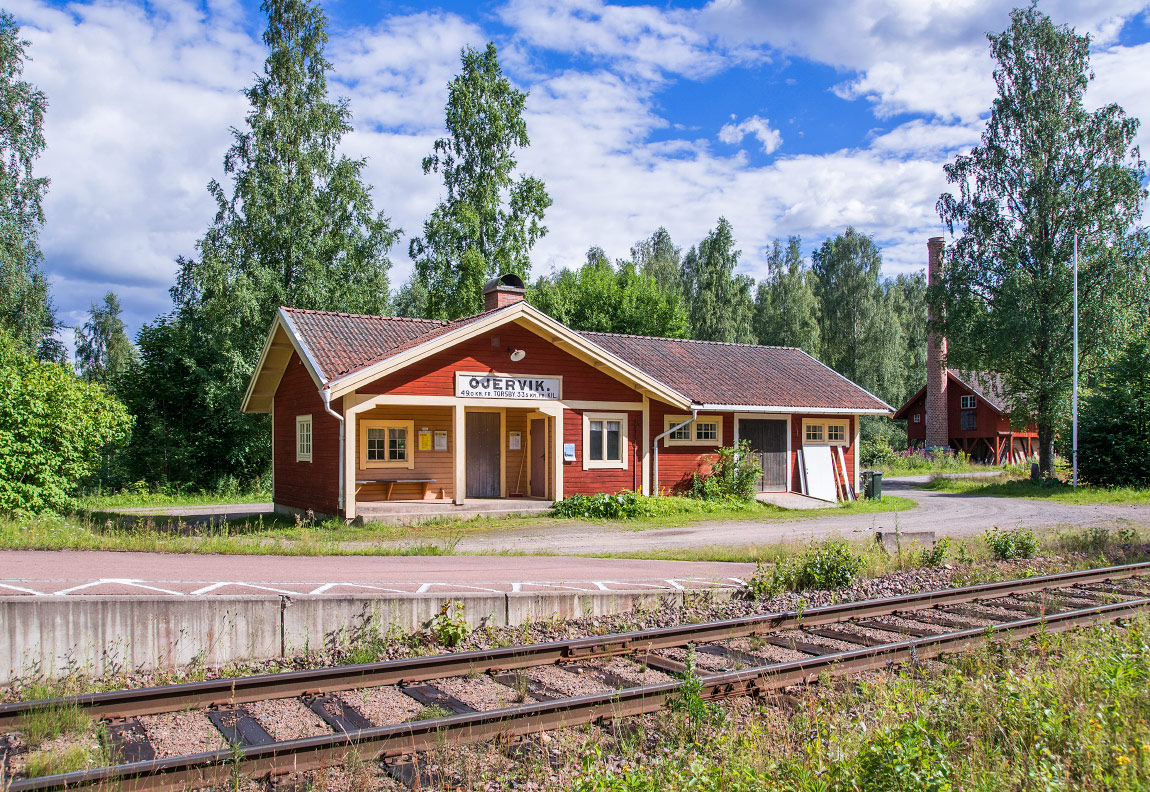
top-left (360, 419), bottom-right (415, 469)
top-left (913, 413), bottom-right (921, 423)
top-left (960, 394), bottom-right (976, 409)
top-left (664, 415), bottom-right (723, 446)
top-left (583, 413), bottom-right (627, 469)
top-left (803, 420), bottom-right (850, 446)
top-left (296, 415), bottom-right (312, 462)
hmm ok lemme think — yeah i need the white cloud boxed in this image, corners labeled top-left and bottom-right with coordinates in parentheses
top-left (718, 114), bottom-right (783, 154)
top-left (499, 0), bottom-right (765, 81)
top-left (8, 0), bottom-right (1150, 345)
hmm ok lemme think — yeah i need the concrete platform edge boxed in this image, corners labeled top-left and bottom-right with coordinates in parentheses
top-left (0, 587), bottom-right (737, 684)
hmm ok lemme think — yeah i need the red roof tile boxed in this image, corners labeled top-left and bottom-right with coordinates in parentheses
top-left (279, 305), bottom-right (891, 412)
top-left (580, 331), bottom-right (891, 411)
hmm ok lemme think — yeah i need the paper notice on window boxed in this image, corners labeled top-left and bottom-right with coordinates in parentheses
top-left (508, 431), bottom-right (521, 450)
top-left (433, 430), bottom-right (447, 451)
top-left (418, 430), bottom-right (432, 451)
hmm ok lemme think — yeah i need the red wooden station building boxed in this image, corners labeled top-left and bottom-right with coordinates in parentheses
top-left (243, 275), bottom-right (892, 520)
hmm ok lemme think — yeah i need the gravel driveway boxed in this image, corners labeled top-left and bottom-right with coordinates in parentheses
top-left (451, 476), bottom-right (1150, 555)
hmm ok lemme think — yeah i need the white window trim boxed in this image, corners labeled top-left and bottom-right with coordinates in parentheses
top-left (582, 412), bottom-right (628, 470)
top-left (960, 395), bottom-right (977, 409)
top-left (360, 419), bottom-right (416, 470)
top-left (296, 414), bottom-right (313, 462)
top-left (663, 415), bottom-right (723, 447)
top-left (913, 413), bottom-right (921, 423)
top-left (801, 418), bottom-right (850, 446)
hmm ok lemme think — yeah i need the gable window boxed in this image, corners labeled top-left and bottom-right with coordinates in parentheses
top-left (584, 413), bottom-right (627, 469)
top-left (913, 413), bottom-right (921, 423)
top-left (960, 395), bottom-right (976, 409)
top-left (360, 419), bottom-right (415, 469)
top-left (803, 420), bottom-right (850, 446)
top-left (961, 411), bottom-right (977, 432)
top-left (664, 415), bottom-right (723, 447)
top-left (296, 415), bottom-right (312, 462)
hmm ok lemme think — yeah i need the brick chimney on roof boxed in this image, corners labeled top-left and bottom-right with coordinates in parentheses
top-left (926, 237), bottom-right (949, 449)
top-left (483, 273), bottom-right (526, 312)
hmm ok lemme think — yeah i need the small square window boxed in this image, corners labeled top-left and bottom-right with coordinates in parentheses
top-left (361, 420), bottom-right (414, 469)
top-left (669, 424), bottom-right (690, 441)
top-left (805, 424), bottom-right (824, 442)
top-left (827, 424), bottom-right (846, 442)
top-left (695, 422), bottom-right (718, 441)
top-left (585, 413), bottom-right (627, 469)
top-left (913, 413), bottom-right (921, 423)
top-left (296, 415), bottom-right (312, 462)
top-left (960, 395), bottom-right (976, 409)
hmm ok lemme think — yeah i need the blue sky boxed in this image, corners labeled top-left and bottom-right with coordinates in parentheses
top-left (8, 0), bottom-right (1150, 344)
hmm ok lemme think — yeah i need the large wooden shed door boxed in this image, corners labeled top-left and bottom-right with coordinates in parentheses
top-left (466, 412), bottom-right (502, 498)
top-left (529, 418), bottom-right (547, 498)
top-left (739, 419), bottom-right (787, 491)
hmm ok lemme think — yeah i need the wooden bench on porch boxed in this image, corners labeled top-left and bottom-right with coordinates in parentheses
top-left (355, 477), bottom-right (437, 501)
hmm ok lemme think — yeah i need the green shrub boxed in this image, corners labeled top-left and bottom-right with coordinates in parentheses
top-left (430, 600), bottom-right (469, 647)
top-left (746, 540), bottom-right (866, 597)
top-left (918, 537), bottom-right (951, 567)
top-left (552, 490), bottom-right (652, 519)
top-left (1079, 328), bottom-right (1150, 488)
top-left (689, 441), bottom-right (761, 501)
top-left (861, 435), bottom-right (899, 468)
top-left (984, 526), bottom-right (1037, 560)
top-left (0, 330), bottom-right (132, 514)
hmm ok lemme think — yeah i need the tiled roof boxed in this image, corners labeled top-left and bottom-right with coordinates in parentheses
top-left (951, 370), bottom-right (1010, 413)
top-left (279, 305), bottom-right (892, 412)
top-left (892, 369), bottom-right (1012, 419)
top-left (580, 331), bottom-right (892, 411)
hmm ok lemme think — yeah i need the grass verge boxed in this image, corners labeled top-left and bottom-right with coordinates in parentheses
top-left (0, 496), bottom-right (915, 557)
top-left (920, 474), bottom-right (1150, 504)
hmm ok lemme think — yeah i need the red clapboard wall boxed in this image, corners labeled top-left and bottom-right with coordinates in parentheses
top-left (274, 352), bottom-right (341, 514)
top-left (648, 399), bottom-right (728, 495)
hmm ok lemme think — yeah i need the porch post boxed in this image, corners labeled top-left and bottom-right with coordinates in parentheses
top-left (343, 405), bottom-right (356, 520)
top-left (454, 403), bottom-right (466, 505)
top-left (641, 396), bottom-right (650, 495)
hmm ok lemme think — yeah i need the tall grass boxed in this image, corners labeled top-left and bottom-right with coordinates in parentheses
top-left (574, 619), bottom-right (1150, 791)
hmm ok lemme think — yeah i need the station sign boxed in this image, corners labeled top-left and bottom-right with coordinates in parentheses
top-left (455, 372), bottom-right (561, 400)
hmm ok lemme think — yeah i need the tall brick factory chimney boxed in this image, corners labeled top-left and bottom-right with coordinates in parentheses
top-left (926, 237), bottom-right (949, 449)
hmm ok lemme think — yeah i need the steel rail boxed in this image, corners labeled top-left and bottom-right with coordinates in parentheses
top-left (10, 596), bottom-right (1148, 792)
top-left (1, 560), bottom-right (1145, 729)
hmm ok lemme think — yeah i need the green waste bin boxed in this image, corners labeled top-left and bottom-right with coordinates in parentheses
top-left (863, 470), bottom-right (883, 501)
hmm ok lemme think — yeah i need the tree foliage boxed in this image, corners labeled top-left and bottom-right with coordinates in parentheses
top-left (1078, 329), bottom-right (1150, 488)
top-left (936, 5), bottom-right (1147, 473)
top-left (630, 227), bottom-right (682, 297)
top-left (753, 236), bottom-right (820, 356)
top-left (166, 0), bottom-right (398, 486)
top-left (0, 329), bottom-right (131, 513)
top-left (529, 248), bottom-right (689, 338)
top-left (0, 12), bottom-right (62, 362)
top-left (410, 43), bottom-right (551, 319)
top-left (682, 217), bottom-right (755, 343)
top-left (75, 291), bottom-right (136, 390)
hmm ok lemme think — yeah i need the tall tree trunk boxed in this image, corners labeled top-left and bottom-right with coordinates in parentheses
top-left (1037, 422), bottom-right (1056, 476)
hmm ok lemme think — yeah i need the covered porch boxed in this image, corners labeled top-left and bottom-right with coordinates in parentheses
top-left (340, 394), bottom-right (564, 520)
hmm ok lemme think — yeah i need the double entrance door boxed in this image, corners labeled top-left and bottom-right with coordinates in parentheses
top-left (465, 412), bottom-right (549, 499)
top-left (739, 419), bottom-right (787, 492)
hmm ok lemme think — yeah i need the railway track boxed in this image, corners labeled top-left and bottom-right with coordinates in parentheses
top-left (3, 561), bottom-right (1149, 792)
